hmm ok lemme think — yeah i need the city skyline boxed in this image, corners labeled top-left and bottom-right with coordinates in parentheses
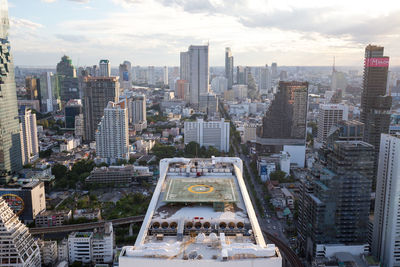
top-left (8, 0), bottom-right (400, 67)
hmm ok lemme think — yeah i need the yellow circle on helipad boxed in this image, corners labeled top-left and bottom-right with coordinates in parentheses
top-left (188, 184), bottom-right (214, 194)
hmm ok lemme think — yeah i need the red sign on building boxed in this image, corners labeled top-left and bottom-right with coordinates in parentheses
top-left (365, 57), bottom-right (389, 67)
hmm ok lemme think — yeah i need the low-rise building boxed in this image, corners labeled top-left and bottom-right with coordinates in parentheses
top-left (74, 209), bottom-right (101, 220)
top-left (68, 223), bottom-right (114, 264)
top-left (39, 240), bottom-right (58, 266)
top-left (35, 210), bottom-right (72, 227)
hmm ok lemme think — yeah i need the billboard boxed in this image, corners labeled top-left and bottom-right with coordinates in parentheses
top-left (365, 57), bottom-right (389, 67)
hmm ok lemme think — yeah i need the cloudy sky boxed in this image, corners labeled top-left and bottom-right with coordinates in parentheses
top-left (8, 0), bottom-right (400, 67)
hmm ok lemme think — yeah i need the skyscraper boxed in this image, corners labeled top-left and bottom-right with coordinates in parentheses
top-left (0, 196), bottom-right (41, 266)
top-left (99, 59), bottom-right (111, 77)
top-left (25, 76), bottom-right (40, 101)
top-left (83, 76), bottom-right (119, 141)
top-left (119, 61), bottom-right (132, 91)
top-left (0, 0), bottom-right (23, 174)
top-left (257, 81), bottom-right (308, 153)
top-left (147, 66), bottom-right (155, 85)
top-left (131, 95), bottom-right (147, 128)
top-left (163, 66), bottom-right (168, 85)
top-left (96, 101), bottom-right (129, 164)
top-left (184, 45), bottom-right (209, 106)
top-left (372, 134), bottom-right (400, 267)
top-left (298, 137), bottom-right (374, 259)
top-left (179, 51), bottom-right (190, 81)
top-left (258, 65), bottom-right (271, 95)
top-left (316, 104), bottom-right (348, 143)
top-left (19, 108), bottom-right (39, 165)
top-left (39, 72), bottom-right (60, 113)
top-left (225, 47), bottom-right (234, 89)
top-left (271, 62), bottom-right (278, 78)
top-left (360, 45), bottom-right (391, 160)
top-left (56, 55), bottom-right (76, 78)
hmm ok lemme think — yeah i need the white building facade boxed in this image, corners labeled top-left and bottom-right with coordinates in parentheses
top-left (372, 134), bottom-right (400, 267)
top-left (317, 104), bottom-right (349, 143)
top-left (96, 101), bottom-right (129, 163)
top-left (19, 108), bottom-right (39, 165)
top-left (184, 118), bottom-right (230, 152)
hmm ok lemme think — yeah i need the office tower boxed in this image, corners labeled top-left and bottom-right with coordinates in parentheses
top-left (271, 62), bottom-right (278, 78)
top-left (25, 76), bottom-right (40, 101)
top-left (131, 95), bottom-right (146, 125)
top-left (257, 81), bottom-right (308, 151)
top-left (0, 196), bottom-right (41, 266)
top-left (259, 65), bottom-right (271, 95)
top-left (147, 66), bottom-right (155, 85)
top-left (68, 223), bottom-right (114, 264)
top-left (99, 59), bottom-right (111, 77)
top-left (163, 66), bottom-right (168, 85)
top-left (360, 45), bottom-right (391, 158)
top-left (180, 51), bottom-right (190, 81)
top-left (184, 118), bottom-right (229, 152)
top-left (298, 137), bottom-right (374, 259)
top-left (39, 72), bottom-right (60, 113)
top-left (225, 47), bottom-right (234, 89)
top-left (237, 66), bottom-right (246, 84)
top-left (185, 45), bottom-right (209, 106)
top-left (372, 134), bottom-right (400, 266)
top-left (175, 79), bottom-right (189, 100)
top-left (56, 55), bottom-right (76, 77)
top-left (0, 0), bottom-right (23, 175)
top-left (82, 76), bottom-right (119, 141)
top-left (19, 108), bottom-right (39, 165)
top-left (96, 101), bottom-right (129, 163)
top-left (64, 99), bottom-right (82, 129)
top-left (75, 114), bottom-right (84, 138)
top-left (199, 92), bottom-right (218, 116)
top-left (326, 120), bottom-right (364, 143)
top-left (56, 55), bottom-right (79, 102)
top-left (210, 76), bottom-right (228, 95)
top-left (316, 104), bottom-right (348, 143)
top-left (119, 60), bottom-right (132, 91)
top-left (119, 157), bottom-right (282, 266)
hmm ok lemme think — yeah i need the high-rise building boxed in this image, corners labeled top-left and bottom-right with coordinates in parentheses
top-left (82, 76), bottom-right (119, 141)
top-left (131, 95), bottom-right (146, 126)
top-left (184, 45), bottom-right (209, 106)
top-left (147, 66), bottom-right (155, 85)
top-left (64, 99), bottom-right (82, 129)
top-left (0, 196), bottom-right (41, 266)
top-left (119, 61), bottom-right (132, 91)
top-left (298, 137), bottom-right (374, 259)
top-left (0, 0), bottom-right (23, 175)
top-left (19, 108), bottom-right (39, 165)
top-left (25, 76), bottom-right (40, 101)
top-left (372, 134), bottom-right (400, 267)
top-left (56, 55), bottom-right (76, 78)
top-left (184, 118), bottom-right (229, 152)
top-left (38, 240), bottom-right (58, 266)
top-left (360, 45), bottom-right (391, 160)
top-left (257, 81), bottom-right (308, 153)
top-left (119, 157), bottom-right (282, 266)
top-left (316, 104), bottom-right (348, 143)
top-left (199, 92), bottom-right (218, 116)
top-left (210, 76), bottom-right (228, 95)
top-left (163, 66), bottom-right (168, 85)
top-left (232, 84), bottom-right (248, 100)
top-left (99, 59), bottom-right (111, 77)
top-left (95, 101), bottom-right (129, 163)
top-left (175, 79), bottom-right (190, 100)
top-left (236, 66), bottom-right (246, 85)
top-left (225, 47), bottom-right (234, 89)
top-left (39, 72), bottom-right (60, 113)
top-left (258, 65), bottom-right (271, 95)
top-left (271, 62), bottom-right (278, 78)
top-left (179, 51), bottom-right (190, 81)
top-left (56, 55), bottom-right (79, 103)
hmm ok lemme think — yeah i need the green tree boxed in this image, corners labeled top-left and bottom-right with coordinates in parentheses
top-left (270, 170), bottom-right (287, 182)
top-left (52, 164), bottom-right (68, 179)
top-left (184, 141), bottom-right (201, 157)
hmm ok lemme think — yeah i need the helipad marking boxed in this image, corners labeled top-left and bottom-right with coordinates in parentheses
top-left (188, 184), bottom-right (214, 194)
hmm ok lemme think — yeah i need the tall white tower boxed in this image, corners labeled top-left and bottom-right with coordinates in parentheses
top-left (0, 196), bottom-right (41, 266)
top-left (19, 108), bottom-right (39, 165)
top-left (99, 59), bottom-right (111, 77)
top-left (163, 66), bottom-right (168, 85)
top-left (372, 134), bottom-right (400, 267)
top-left (95, 101), bottom-right (129, 163)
